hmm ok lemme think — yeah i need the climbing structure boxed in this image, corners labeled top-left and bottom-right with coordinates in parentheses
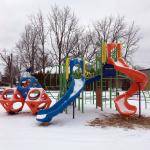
top-left (0, 76), bottom-right (51, 114)
top-left (39, 41), bottom-right (148, 123)
top-left (36, 58), bottom-right (86, 122)
top-left (0, 88), bottom-right (25, 113)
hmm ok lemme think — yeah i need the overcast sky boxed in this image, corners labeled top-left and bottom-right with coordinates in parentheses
top-left (0, 0), bottom-right (150, 68)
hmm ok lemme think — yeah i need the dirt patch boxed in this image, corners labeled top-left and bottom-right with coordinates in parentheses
top-left (87, 114), bottom-right (150, 129)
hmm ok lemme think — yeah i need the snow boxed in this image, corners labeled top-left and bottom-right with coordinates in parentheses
top-left (115, 61), bottom-right (124, 67)
top-left (35, 66), bottom-right (60, 74)
top-left (69, 79), bottom-right (83, 97)
top-left (73, 66), bottom-right (79, 71)
top-left (0, 90), bottom-right (150, 150)
top-left (116, 98), bottom-right (134, 113)
top-left (36, 114), bottom-right (47, 119)
top-left (13, 102), bottom-right (23, 109)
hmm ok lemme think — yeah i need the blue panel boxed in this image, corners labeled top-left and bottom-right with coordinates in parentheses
top-left (17, 86), bottom-right (30, 99)
top-left (85, 75), bottom-right (101, 84)
top-left (103, 64), bottom-right (116, 77)
top-left (70, 58), bottom-right (83, 74)
top-left (17, 76), bottom-right (42, 99)
top-left (19, 76), bottom-right (42, 88)
top-left (26, 67), bottom-right (33, 73)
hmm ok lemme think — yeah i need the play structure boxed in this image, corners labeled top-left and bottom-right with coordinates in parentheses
top-left (0, 42), bottom-right (148, 123)
top-left (36, 58), bottom-right (99, 122)
top-left (0, 76), bottom-right (51, 114)
top-left (36, 42), bottom-right (148, 123)
top-left (107, 43), bottom-right (148, 115)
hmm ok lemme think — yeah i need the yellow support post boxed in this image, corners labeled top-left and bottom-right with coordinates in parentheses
top-left (102, 42), bottom-right (107, 64)
top-left (66, 57), bottom-right (70, 80)
top-left (83, 58), bottom-right (86, 76)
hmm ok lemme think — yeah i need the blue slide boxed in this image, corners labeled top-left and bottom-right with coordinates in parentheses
top-left (36, 76), bottom-right (85, 122)
top-left (36, 75), bottom-right (100, 123)
top-left (36, 58), bottom-right (100, 123)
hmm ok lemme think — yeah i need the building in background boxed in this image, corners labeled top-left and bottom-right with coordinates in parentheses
top-left (139, 68), bottom-right (150, 90)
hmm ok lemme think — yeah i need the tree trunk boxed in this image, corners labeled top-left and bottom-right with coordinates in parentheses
top-left (10, 54), bottom-right (13, 87)
top-left (42, 44), bottom-right (45, 87)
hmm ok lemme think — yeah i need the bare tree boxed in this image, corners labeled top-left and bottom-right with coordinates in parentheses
top-left (93, 16), bottom-right (141, 60)
top-left (123, 22), bottom-right (141, 60)
top-left (13, 54), bottom-right (23, 81)
top-left (15, 8), bottom-right (141, 79)
top-left (48, 5), bottom-right (81, 74)
top-left (70, 30), bottom-right (98, 62)
top-left (0, 50), bottom-right (15, 86)
top-left (16, 23), bottom-right (39, 73)
top-left (111, 16), bottom-right (126, 42)
top-left (29, 11), bottom-right (51, 76)
top-left (94, 16), bottom-right (113, 43)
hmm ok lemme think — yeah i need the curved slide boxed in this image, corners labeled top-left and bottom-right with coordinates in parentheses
top-left (36, 75), bottom-right (101, 123)
top-left (108, 57), bottom-right (148, 116)
top-left (36, 77), bottom-right (86, 122)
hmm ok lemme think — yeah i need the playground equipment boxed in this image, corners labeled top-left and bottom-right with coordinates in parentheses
top-left (0, 76), bottom-right (51, 114)
top-left (36, 42), bottom-right (148, 123)
top-left (0, 88), bottom-right (25, 113)
top-left (26, 88), bottom-right (51, 115)
top-left (0, 41), bottom-right (147, 122)
top-left (36, 59), bottom-right (101, 122)
top-left (107, 43), bottom-right (148, 116)
top-left (36, 58), bottom-right (86, 122)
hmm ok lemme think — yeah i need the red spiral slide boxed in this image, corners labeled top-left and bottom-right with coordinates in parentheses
top-left (108, 56), bottom-right (148, 116)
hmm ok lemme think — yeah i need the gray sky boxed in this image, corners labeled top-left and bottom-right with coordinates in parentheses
top-left (0, 0), bottom-right (150, 68)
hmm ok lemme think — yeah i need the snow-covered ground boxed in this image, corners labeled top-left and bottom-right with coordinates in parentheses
top-left (0, 91), bottom-right (150, 150)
